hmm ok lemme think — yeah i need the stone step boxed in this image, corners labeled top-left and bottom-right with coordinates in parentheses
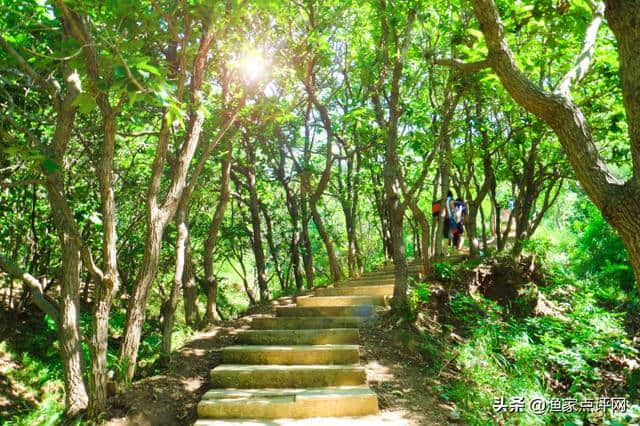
top-left (351, 274), bottom-right (395, 280)
top-left (197, 386), bottom-right (378, 419)
top-left (315, 285), bottom-right (394, 297)
top-left (195, 416), bottom-right (404, 426)
top-left (297, 295), bottom-right (386, 307)
top-left (276, 305), bottom-right (374, 317)
top-left (251, 317), bottom-right (368, 330)
top-left (221, 345), bottom-right (360, 365)
top-left (335, 278), bottom-right (395, 287)
top-left (235, 328), bottom-right (360, 345)
top-left (210, 364), bottom-right (367, 388)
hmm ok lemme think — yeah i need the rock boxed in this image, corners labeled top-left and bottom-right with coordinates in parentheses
top-left (448, 409), bottom-right (461, 421)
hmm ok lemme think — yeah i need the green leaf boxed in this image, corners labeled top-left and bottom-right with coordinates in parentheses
top-left (73, 93), bottom-right (98, 114)
top-left (136, 63), bottom-right (160, 76)
top-left (468, 28), bottom-right (484, 40)
top-left (41, 158), bottom-right (61, 176)
top-left (114, 65), bottom-right (127, 79)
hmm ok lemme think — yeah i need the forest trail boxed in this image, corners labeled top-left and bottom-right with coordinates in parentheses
top-left (193, 263), bottom-right (442, 425)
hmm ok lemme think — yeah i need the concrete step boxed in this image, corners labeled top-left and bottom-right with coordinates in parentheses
top-left (297, 295), bottom-right (386, 307)
top-left (195, 415), bottom-right (405, 426)
top-left (336, 278), bottom-right (395, 287)
top-left (235, 328), bottom-right (360, 345)
top-left (251, 317), bottom-right (368, 330)
top-left (197, 386), bottom-right (378, 419)
top-left (361, 271), bottom-right (394, 277)
top-left (315, 285), bottom-right (394, 297)
top-left (221, 345), bottom-right (360, 365)
top-left (210, 364), bottom-right (367, 388)
top-left (276, 305), bottom-right (374, 317)
top-left (351, 274), bottom-right (394, 280)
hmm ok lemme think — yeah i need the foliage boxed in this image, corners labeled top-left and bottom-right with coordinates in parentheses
top-left (0, 0), bottom-right (639, 421)
top-left (415, 217), bottom-right (639, 425)
top-left (433, 261), bottom-right (459, 282)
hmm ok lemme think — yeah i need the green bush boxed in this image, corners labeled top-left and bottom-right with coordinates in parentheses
top-left (571, 202), bottom-right (634, 290)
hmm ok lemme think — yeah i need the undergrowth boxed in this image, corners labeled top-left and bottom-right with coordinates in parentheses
top-left (408, 209), bottom-right (640, 425)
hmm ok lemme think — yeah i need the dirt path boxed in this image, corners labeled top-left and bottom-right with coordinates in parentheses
top-left (359, 314), bottom-right (451, 426)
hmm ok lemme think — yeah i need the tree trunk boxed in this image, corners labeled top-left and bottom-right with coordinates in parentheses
top-left (204, 141), bottom-right (233, 322)
top-left (468, 0), bottom-right (640, 291)
top-left (182, 240), bottom-right (200, 327)
top-left (345, 211), bottom-right (358, 277)
top-left (46, 177), bottom-right (89, 414)
top-left (42, 85), bottom-right (88, 415)
top-left (88, 105), bottom-right (120, 417)
top-left (466, 205), bottom-right (481, 257)
top-left (261, 205), bottom-right (285, 290)
top-left (300, 198), bottom-right (315, 288)
top-left (623, 232), bottom-right (640, 296)
top-left (384, 163), bottom-right (409, 309)
top-left (290, 231), bottom-right (304, 291)
top-left (310, 201), bottom-right (342, 282)
top-left (245, 158), bottom-right (269, 302)
top-left (119, 219), bottom-right (165, 380)
top-left (407, 201), bottom-right (431, 274)
top-left (479, 204), bottom-right (488, 250)
top-left (274, 134), bottom-right (305, 291)
top-left (56, 237), bottom-right (89, 415)
top-left (161, 206), bottom-right (189, 354)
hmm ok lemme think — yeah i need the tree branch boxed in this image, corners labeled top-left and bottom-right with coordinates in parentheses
top-left (0, 255), bottom-right (60, 323)
top-left (434, 57), bottom-right (491, 72)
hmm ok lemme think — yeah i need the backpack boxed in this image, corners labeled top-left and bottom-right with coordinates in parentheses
top-left (432, 201), bottom-right (441, 217)
top-left (454, 200), bottom-right (467, 216)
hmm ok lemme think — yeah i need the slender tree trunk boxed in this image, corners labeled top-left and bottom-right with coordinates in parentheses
top-left (407, 202), bottom-right (431, 274)
top-left (284, 193), bottom-right (304, 291)
top-left (310, 201), bottom-right (342, 282)
top-left (260, 204), bottom-right (285, 290)
top-left (290, 231), bottom-right (304, 291)
top-left (274, 135), bottom-right (305, 290)
top-left (467, 205), bottom-right (481, 257)
top-left (161, 206), bottom-right (189, 354)
top-left (88, 106), bottom-right (120, 417)
top-left (182, 240), bottom-right (199, 327)
top-left (479, 204), bottom-right (488, 250)
top-left (42, 85), bottom-right (88, 415)
top-left (204, 142), bottom-right (233, 322)
top-left (46, 178), bottom-right (88, 415)
top-left (623, 232), bottom-right (640, 296)
top-left (119, 219), bottom-right (165, 379)
top-left (300, 198), bottom-right (315, 288)
top-left (244, 156), bottom-right (269, 302)
top-left (56, 237), bottom-right (88, 415)
top-left (384, 166), bottom-right (408, 309)
top-left (345, 213), bottom-right (357, 277)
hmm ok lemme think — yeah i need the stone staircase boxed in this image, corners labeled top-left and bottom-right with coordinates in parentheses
top-left (194, 265), bottom-right (420, 424)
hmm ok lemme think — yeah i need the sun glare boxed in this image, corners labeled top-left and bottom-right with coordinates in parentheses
top-left (239, 51), bottom-right (266, 82)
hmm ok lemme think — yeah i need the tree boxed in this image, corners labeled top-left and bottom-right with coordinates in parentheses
top-left (445, 0), bottom-right (640, 292)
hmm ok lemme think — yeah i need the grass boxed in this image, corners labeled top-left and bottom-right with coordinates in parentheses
top-left (0, 339), bottom-right (66, 425)
top-left (409, 236), bottom-right (640, 424)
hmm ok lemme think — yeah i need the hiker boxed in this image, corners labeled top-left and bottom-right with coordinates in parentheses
top-left (442, 190), bottom-right (458, 255)
top-left (452, 198), bottom-right (467, 250)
